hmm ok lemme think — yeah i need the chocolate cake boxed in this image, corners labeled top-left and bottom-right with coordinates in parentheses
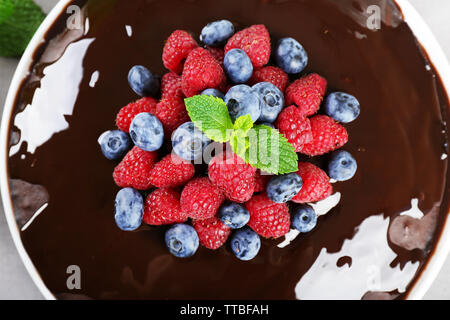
top-left (5, 0), bottom-right (450, 299)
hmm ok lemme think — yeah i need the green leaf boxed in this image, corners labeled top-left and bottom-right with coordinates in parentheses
top-left (185, 95), bottom-right (234, 143)
top-left (0, 0), bottom-right (46, 57)
top-left (233, 114), bottom-right (253, 134)
top-left (184, 95), bottom-right (298, 175)
top-left (0, 0), bottom-right (14, 24)
top-left (244, 125), bottom-right (298, 175)
top-left (230, 115), bottom-right (253, 158)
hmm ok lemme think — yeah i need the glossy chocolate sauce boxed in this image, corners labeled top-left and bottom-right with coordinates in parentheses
top-left (6, 0), bottom-right (450, 299)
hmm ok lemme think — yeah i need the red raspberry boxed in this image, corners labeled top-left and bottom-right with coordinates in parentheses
top-left (275, 105), bottom-right (313, 152)
top-left (116, 97), bottom-right (157, 132)
top-left (285, 74), bottom-right (327, 116)
top-left (181, 177), bottom-right (225, 220)
top-left (298, 115), bottom-right (348, 156)
top-left (292, 162), bottom-right (333, 203)
top-left (253, 170), bottom-right (272, 193)
top-left (225, 24), bottom-right (271, 68)
top-left (162, 30), bottom-right (198, 74)
top-left (149, 154), bottom-right (195, 188)
top-left (143, 188), bottom-right (187, 226)
top-left (249, 66), bottom-right (289, 92)
top-left (113, 147), bottom-right (158, 190)
top-left (161, 72), bottom-right (184, 99)
top-left (192, 217), bottom-right (231, 250)
top-left (206, 46), bottom-right (225, 67)
top-left (181, 48), bottom-right (226, 97)
top-left (208, 152), bottom-right (256, 203)
top-left (246, 194), bottom-right (290, 239)
top-left (155, 96), bottom-right (190, 136)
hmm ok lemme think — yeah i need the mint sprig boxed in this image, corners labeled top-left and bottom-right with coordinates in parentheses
top-left (185, 95), bottom-right (234, 143)
top-left (0, 0), bottom-right (45, 57)
top-left (184, 95), bottom-right (298, 175)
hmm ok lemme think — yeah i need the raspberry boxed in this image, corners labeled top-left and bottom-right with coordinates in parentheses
top-left (285, 73), bottom-right (327, 116)
top-left (155, 96), bottom-right (190, 136)
top-left (292, 162), bottom-right (333, 203)
top-left (249, 66), bottom-right (289, 92)
top-left (276, 105), bottom-right (313, 152)
top-left (253, 170), bottom-right (272, 193)
top-left (162, 30), bottom-right (198, 74)
top-left (225, 24), bottom-right (271, 68)
top-left (149, 154), bottom-right (195, 188)
top-left (113, 147), bottom-right (158, 190)
top-left (246, 194), bottom-right (290, 239)
top-left (181, 48), bottom-right (226, 97)
top-left (143, 188), bottom-right (187, 226)
top-left (161, 72), bottom-right (184, 99)
top-left (298, 115), bottom-right (348, 156)
top-left (208, 152), bottom-right (256, 203)
top-left (181, 177), bottom-right (225, 220)
top-left (206, 46), bottom-right (225, 67)
top-left (116, 97), bottom-right (157, 132)
top-left (192, 217), bottom-right (231, 250)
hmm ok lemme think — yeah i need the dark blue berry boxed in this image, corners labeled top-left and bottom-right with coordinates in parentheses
top-left (253, 82), bottom-right (285, 123)
top-left (275, 38), bottom-right (308, 74)
top-left (165, 224), bottom-right (199, 258)
top-left (201, 88), bottom-right (225, 100)
top-left (225, 85), bottom-right (261, 122)
top-left (172, 122), bottom-right (211, 161)
top-left (231, 228), bottom-right (261, 261)
top-left (224, 49), bottom-right (253, 84)
top-left (266, 173), bottom-right (303, 203)
top-left (292, 205), bottom-right (317, 233)
top-left (325, 92), bottom-right (360, 123)
top-left (128, 65), bottom-right (160, 97)
top-left (218, 202), bottom-right (250, 229)
top-left (129, 113), bottom-right (164, 152)
top-left (328, 150), bottom-right (357, 181)
top-left (98, 130), bottom-right (132, 160)
top-left (114, 188), bottom-right (144, 231)
top-left (200, 20), bottom-right (234, 47)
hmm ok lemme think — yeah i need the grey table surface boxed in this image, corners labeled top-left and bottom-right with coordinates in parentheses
top-left (0, 0), bottom-right (449, 300)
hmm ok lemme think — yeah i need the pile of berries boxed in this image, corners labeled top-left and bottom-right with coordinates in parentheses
top-left (99, 20), bottom-right (360, 261)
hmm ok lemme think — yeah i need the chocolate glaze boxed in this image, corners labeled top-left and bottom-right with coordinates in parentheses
top-left (6, 0), bottom-right (450, 299)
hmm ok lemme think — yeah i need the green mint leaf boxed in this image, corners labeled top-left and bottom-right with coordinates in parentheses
top-left (230, 115), bottom-right (253, 158)
top-left (185, 95), bottom-right (234, 143)
top-left (0, 0), bottom-right (46, 57)
top-left (233, 114), bottom-right (253, 134)
top-left (0, 0), bottom-right (14, 24)
top-left (244, 125), bottom-right (298, 175)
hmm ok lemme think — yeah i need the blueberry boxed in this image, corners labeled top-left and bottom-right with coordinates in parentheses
top-left (253, 82), bottom-right (285, 123)
top-left (224, 49), bottom-right (253, 84)
top-left (114, 188), bottom-right (144, 231)
top-left (292, 205), bottom-right (317, 233)
top-left (218, 202), bottom-right (250, 229)
top-left (230, 228), bottom-right (261, 261)
top-left (172, 122), bottom-right (211, 161)
top-left (200, 20), bottom-right (235, 47)
top-left (165, 224), bottom-right (199, 258)
top-left (98, 130), bottom-right (132, 160)
top-left (128, 65), bottom-right (160, 97)
top-left (328, 150), bottom-right (357, 181)
top-left (266, 173), bottom-right (303, 203)
top-left (325, 92), bottom-right (360, 123)
top-left (201, 88), bottom-right (225, 100)
top-left (129, 113), bottom-right (164, 151)
top-left (225, 85), bottom-right (261, 122)
top-left (275, 38), bottom-right (308, 74)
